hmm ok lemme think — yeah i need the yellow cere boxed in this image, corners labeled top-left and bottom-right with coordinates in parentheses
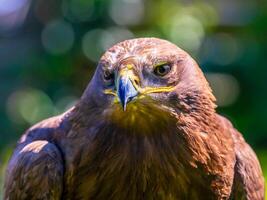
top-left (103, 65), bottom-right (175, 101)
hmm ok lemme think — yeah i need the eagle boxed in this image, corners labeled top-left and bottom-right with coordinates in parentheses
top-left (4, 38), bottom-right (265, 200)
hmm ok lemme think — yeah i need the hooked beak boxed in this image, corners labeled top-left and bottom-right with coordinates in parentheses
top-left (117, 71), bottom-right (138, 111)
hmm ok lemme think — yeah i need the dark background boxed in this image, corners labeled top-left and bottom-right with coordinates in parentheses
top-left (0, 0), bottom-right (266, 198)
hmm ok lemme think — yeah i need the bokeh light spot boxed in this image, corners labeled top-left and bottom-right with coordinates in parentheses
top-left (205, 73), bottom-right (240, 107)
top-left (82, 27), bottom-right (134, 62)
top-left (0, 0), bottom-right (27, 14)
top-left (168, 14), bottom-right (205, 54)
top-left (100, 27), bottom-right (134, 50)
top-left (0, 0), bottom-right (30, 32)
top-left (191, 3), bottom-right (218, 27)
top-left (6, 88), bottom-right (56, 125)
top-left (109, 0), bottom-right (144, 26)
top-left (55, 95), bottom-right (78, 114)
top-left (41, 19), bottom-right (75, 55)
top-left (82, 29), bottom-right (109, 62)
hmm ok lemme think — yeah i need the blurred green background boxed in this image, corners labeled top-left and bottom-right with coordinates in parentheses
top-left (0, 0), bottom-right (266, 198)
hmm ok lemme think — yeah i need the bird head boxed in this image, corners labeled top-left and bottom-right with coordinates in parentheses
top-left (81, 38), bottom-right (216, 121)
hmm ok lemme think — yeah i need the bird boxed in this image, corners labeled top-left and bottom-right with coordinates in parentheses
top-left (4, 38), bottom-right (264, 200)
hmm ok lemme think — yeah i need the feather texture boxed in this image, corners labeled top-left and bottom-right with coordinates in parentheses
top-left (4, 38), bottom-right (264, 200)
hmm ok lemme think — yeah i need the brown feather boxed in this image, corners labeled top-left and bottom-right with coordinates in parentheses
top-left (4, 38), bottom-right (265, 200)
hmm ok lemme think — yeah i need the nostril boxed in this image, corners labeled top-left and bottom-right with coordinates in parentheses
top-left (134, 79), bottom-right (139, 85)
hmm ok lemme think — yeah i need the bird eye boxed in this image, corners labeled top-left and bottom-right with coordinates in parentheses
top-left (154, 63), bottom-right (171, 77)
top-left (103, 71), bottom-right (115, 85)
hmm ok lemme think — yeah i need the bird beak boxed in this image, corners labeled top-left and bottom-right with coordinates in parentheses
top-left (116, 69), bottom-right (138, 111)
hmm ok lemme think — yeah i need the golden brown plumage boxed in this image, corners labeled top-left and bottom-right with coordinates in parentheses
top-left (4, 38), bottom-right (265, 200)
